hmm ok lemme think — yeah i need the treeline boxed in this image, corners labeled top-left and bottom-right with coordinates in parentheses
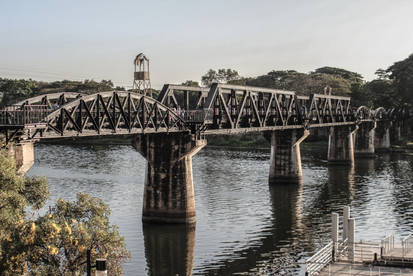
top-left (191, 53), bottom-right (413, 109)
top-left (0, 79), bottom-right (123, 107)
top-left (1, 53), bottom-right (412, 109)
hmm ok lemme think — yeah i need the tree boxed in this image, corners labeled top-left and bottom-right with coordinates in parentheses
top-left (0, 150), bottom-right (129, 275)
top-left (313, 66), bottom-right (364, 84)
top-left (386, 53), bottom-right (413, 106)
top-left (0, 78), bottom-right (39, 107)
top-left (0, 150), bottom-right (49, 275)
top-left (201, 68), bottom-right (240, 86)
top-left (246, 70), bottom-right (354, 96)
top-left (181, 80), bottom-right (200, 87)
top-left (375, 68), bottom-right (390, 80)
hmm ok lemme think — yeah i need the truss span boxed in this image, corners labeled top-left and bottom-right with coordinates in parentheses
top-left (3, 91), bottom-right (187, 142)
top-left (0, 83), bottom-right (409, 142)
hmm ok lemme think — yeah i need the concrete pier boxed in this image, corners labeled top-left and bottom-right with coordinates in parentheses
top-left (390, 122), bottom-right (402, 145)
top-left (266, 129), bottom-right (309, 185)
top-left (375, 121), bottom-right (391, 151)
top-left (328, 126), bottom-right (355, 165)
top-left (355, 122), bottom-right (376, 157)
top-left (7, 142), bottom-right (35, 175)
top-left (133, 133), bottom-right (206, 224)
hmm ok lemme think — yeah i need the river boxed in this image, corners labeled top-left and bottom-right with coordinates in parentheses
top-left (27, 141), bottom-right (413, 275)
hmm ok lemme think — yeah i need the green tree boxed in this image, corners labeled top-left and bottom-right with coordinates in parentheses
top-left (0, 150), bottom-right (129, 275)
top-left (246, 70), bottom-right (354, 96)
top-left (313, 66), bottom-right (363, 84)
top-left (201, 68), bottom-right (240, 86)
top-left (181, 80), bottom-right (200, 87)
top-left (0, 78), bottom-right (39, 106)
top-left (386, 53), bottom-right (413, 106)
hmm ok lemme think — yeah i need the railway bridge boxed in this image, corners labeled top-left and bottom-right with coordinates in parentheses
top-left (0, 83), bottom-right (409, 224)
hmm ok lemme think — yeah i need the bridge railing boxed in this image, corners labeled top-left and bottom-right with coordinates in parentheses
top-left (0, 105), bottom-right (49, 126)
top-left (179, 109), bottom-right (214, 123)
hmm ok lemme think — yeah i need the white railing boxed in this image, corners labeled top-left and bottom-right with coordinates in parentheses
top-left (381, 234), bottom-right (395, 256)
top-left (306, 241), bottom-right (333, 276)
top-left (337, 238), bottom-right (348, 259)
top-left (402, 234), bottom-right (413, 257)
top-left (354, 241), bottom-right (381, 263)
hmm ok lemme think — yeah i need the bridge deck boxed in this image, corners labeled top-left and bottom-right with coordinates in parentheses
top-left (0, 83), bottom-right (405, 143)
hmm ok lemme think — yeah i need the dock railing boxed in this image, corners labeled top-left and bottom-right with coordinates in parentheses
top-left (305, 241), bottom-right (333, 276)
top-left (353, 241), bottom-right (381, 263)
top-left (337, 238), bottom-right (348, 259)
top-left (402, 234), bottom-right (413, 257)
top-left (381, 233), bottom-right (395, 256)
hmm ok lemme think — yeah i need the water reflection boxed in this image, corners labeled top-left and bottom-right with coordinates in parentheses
top-left (143, 224), bottom-right (195, 276)
top-left (28, 143), bottom-right (413, 275)
top-left (196, 183), bottom-right (305, 275)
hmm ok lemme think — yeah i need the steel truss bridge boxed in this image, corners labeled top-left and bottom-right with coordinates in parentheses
top-left (0, 83), bottom-right (407, 143)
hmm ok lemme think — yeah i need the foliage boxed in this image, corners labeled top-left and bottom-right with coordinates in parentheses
top-left (0, 78), bottom-right (40, 107)
top-left (181, 80), bottom-right (200, 87)
top-left (313, 66), bottom-right (363, 84)
top-left (386, 53), bottom-right (413, 106)
top-left (0, 150), bottom-right (49, 275)
top-left (201, 68), bottom-right (240, 86)
top-left (246, 70), bottom-right (354, 96)
top-left (0, 78), bottom-right (119, 107)
top-left (0, 150), bottom-right (129, 275)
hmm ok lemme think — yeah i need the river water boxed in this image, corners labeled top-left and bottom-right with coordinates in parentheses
top-left (27, 141), bottom-right (413, 275)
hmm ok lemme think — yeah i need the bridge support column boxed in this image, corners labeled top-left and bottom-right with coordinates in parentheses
top-left (265, 129), bottom-right (309, 185)
top-left (375, 121), bottom-right (391, 151)
top-left (7, 142), bottom-right (35, 175)
top-left (328, 126), bottom-right (355, 165)
top-left (355, 122), bottom-right (376, 157)
top-left (390, 122), bottom-right (401, 145)
top-left (133, 133), bottom-right (206, 224)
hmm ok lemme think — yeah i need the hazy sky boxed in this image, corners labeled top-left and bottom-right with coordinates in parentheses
top-left (1, 0), bottom-right (413, 89)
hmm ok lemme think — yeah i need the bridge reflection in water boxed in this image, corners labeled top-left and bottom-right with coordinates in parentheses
top-left (143, 224), bottom-right (195, 276)
top-left (25, 142), bottom-right (413, 274)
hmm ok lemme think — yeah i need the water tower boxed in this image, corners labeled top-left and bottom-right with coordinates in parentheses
top-left (133, 53), bottom-right (152, 97)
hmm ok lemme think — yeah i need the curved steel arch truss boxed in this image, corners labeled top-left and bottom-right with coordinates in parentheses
top-left (9, 92), bottom-right (84, 110)
top-left (25, 91), bottom-right (187, 140)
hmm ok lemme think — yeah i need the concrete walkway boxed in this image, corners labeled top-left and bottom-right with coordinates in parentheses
top-left (318, 262), bottom-right (413, 276)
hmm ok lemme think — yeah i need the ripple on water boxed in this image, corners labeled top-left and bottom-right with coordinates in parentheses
top-left (27, 144), bottom-right (413, 275)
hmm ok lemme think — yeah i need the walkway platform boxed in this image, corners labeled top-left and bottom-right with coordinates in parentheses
top-left (318, 262), bottom-right (413, 276)
top-left (305, 207), bottom-right (413, 276)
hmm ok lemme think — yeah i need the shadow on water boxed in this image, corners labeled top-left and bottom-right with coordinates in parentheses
top-left (143, 224), bottom-right (195, 276)
top-left (195, 183), bottom-right (305, 275)
top-left (29, 142), bottom-right (413, 275)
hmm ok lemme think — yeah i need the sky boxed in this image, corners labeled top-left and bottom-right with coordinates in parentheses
top-left (1, 0), bottom-right (413, 89)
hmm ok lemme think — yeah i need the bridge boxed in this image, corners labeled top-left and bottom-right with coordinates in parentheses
top-left (0, 83), bottom-right (409, 224)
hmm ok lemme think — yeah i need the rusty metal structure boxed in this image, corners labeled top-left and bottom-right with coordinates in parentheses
top-left (0, 83), bottom-right (408, 143)
top-left (0, 82), bottom-right (409, 225)
top-left (133, 53), bottom-right (151, 97)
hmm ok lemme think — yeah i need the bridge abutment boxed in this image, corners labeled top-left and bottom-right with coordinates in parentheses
top-left (265, 129), bottom-right (309, 185)
top-left (375, 121), bottom-right (391, 151)
top-left (7, 142), bottom-right (35, 175)
top-left (355, 122), bottom-right (376, 157)
top-left (133, 133), bottom-right (206, 224)
top-left (328, 126), bottom-right (355, 165)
